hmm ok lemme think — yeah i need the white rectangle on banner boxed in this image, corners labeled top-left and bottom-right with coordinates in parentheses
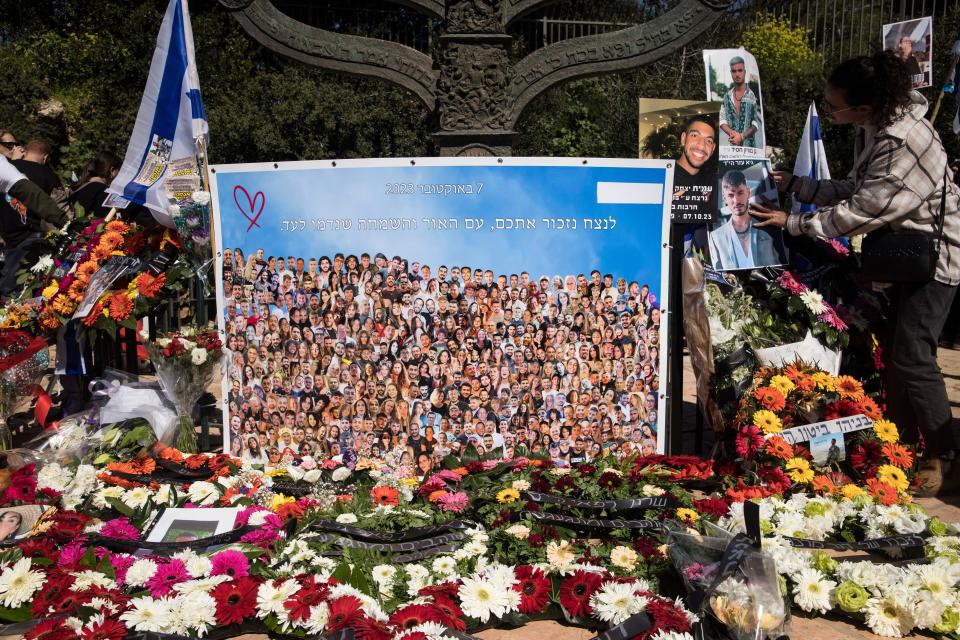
top-left (765, 414), bottom-right (874, 446)
top-left (596, 182), bottom-right (664, 205)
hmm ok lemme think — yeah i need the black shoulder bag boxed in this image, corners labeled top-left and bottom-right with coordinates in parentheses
top-left (860, 172), bottom-right (948, 283)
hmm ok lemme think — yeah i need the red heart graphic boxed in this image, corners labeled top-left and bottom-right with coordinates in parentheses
top-left (233, 185), bottom-right (264, 232)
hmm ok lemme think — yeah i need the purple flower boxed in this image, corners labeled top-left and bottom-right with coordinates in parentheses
top-left (146, 559), bottom-right (189, 597)
top-left (210, 549), bottom-right (250, 578)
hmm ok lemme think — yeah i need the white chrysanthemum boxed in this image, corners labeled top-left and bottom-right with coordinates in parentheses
top-left (409, 621), bottom-right (447, 640)
top-left (484, 563), bottom-right (518, 591)
top-left (431, 556), bottom-right (457, 575)
top-left (0, 558), bottom-right (44, 607)
top-left (335, 513), bottom-right (358, 524)
top-left (910, 564), bottom-right (956, 605)
top-left (610, 545), bottom-right (638, 570)
top-left (512, 479), bottom-right (531, 491)
top-left (173, 549), bottom-right (213, 578)
top-left (863, 596), bottom-right (914, 637)
top-left (175, 590), bottom-right (217, 633)
top-left (651, 632), bottom-right (696, 640)
top-left (546, 540), bottom-right (576, 570)
top-left (257, 578), bottom-right (300, 617)
top-left (673, 596), bottom-right (700, 625)
top-left (248, 510), bottom-right (272, 526)
top-left (172, 575), bottom-right (230, 596)
top-left (792, 568), bottom-right (835, 614)
top-left (88, 597), bottom-right (118, 614)
top-left (70, 570), bottom-right (115, 591)
top-left (505, 524), bottom-right (530, 539)
top-left (912, 590), bottom-right (947, 629)
top-left (458, 576), bottom-right (511, 623)
top-left (154, 483), bottom-right (173, 505)
top-left (406, 564), bottom-right (429, 580)
top-left (642, 484), bottom-right (666, 496)
top-left (331, 466), bottom-right (351, 482)
top-left (589, 581), bottom-right (648, 625)
top-left (799, 290), bottom-right (828, 315)
top-left (370, 564), bottom-right (396, 585)
top-left (120, 596), bottom-right (173, 632)
top-left (303, 602), bottom-right (330, 635)
top-left (37, 463), bottom-right (73, 492)
top-left (125, 558), bottom-right (159, 588)
top-left (192, 191), bottom-right (211, 206)
top-left (31, 254), bottom-right (54, 273)
top-left (93, 486), bottom-right (125, 509)
top-left (187, 481), bottom-right (219, 506)
top-left (190, 348), bottom-right (208, 365)
top-left (122, 486), bottom-right (152, 510)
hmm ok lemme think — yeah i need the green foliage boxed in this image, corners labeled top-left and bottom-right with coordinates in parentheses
top-left (742, 15), bottom-right (821, 78)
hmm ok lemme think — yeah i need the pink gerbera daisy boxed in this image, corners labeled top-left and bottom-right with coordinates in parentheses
top-left (211, 549), bottom-right (250, 579)
top-left (146, 559), bottom-right (189, 597)
top-left (437, 491), bottom-right (469, 513)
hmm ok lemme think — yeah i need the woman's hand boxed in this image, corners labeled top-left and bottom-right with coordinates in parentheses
top-left (772, 170), bottom-right (794, 192)
top-left (750, 200), bottom-right (789, 228)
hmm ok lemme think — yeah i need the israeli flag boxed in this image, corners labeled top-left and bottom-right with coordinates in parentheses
top-left (792, 102), bottom-right (830, 213)
top-left (106, 0), bottom-right (207, 228)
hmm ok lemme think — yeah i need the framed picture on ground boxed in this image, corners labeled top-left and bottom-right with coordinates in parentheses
top-left (145, 507), bottom-right (239, 544)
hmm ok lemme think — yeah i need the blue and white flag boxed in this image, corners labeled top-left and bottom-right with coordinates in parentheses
top-left (107, 0), bottom-right (207, 228)
top-left (791, 101), bottom-right (830, 213)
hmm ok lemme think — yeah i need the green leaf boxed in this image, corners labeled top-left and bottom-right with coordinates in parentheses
top-left (0, 605), bottom-right (32, 623)
top-left (106, 496), bottom-right (135, 517)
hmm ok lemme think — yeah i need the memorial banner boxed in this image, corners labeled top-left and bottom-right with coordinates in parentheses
top-left (210, 158), bottom-right (673, 467)
top-left (882, 17), bottom-right (933, 89)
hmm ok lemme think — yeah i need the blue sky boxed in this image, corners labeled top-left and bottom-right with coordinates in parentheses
top-left (214, 163), bottom-right (668, 289)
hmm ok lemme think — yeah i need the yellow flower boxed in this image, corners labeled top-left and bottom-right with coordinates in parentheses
top-left (752, 410), bottom-right (782, 435)
top-left (676, 508), bottom-right (700, 523)
top-left (401, 477), bottom-right (420, 488)
top-left (877, 464), bottom-right (909, 493)
top-left (41, 282), bottom-right (59, 299)
top-left (841, 484), bottom-right (865, 500)
top-left (785, 457), bottom-right (814, 484)
top-left (768, 375), bottom-right (795, 396)
top-left (265, 468), bottom-right (289, 478)
top-left (270, 493), bottom-right (295, 511)
top-left (496, 487), bottom-right (520, 504)
top-left (811, 372), bottom-right (836, 392)
top-left (873, 419), bottom-right (899, 444)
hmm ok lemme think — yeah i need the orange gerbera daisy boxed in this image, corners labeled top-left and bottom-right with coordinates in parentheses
top-left (92, 244), bottom-right (113, 262)
top-left (866, 478), bottom-right (898, 506)
top-left (105, 220), bottom-right (130, 234)
top-left (81, 301), bottom-right (103, 327)
top-left (811, 475), bottom-right (838, 495)
top-left (76, 260), bottom-right (99, 283)
top-left (783, 364), bottom-right (803, 382)
top-left (39, 310), bottom-right (61, 330)
top-left (753, 386), bottom-right (786, 412)
top-left (51, 294), bottom-right (77, 316)
top-left (371, 485), bottom-right (399, 507)
top-left (136, 272), bottom-right (166, 298)
top-left (108, 291), bottom-right (133, 320)
top-left (428, 490), bottom-right (449, 503)
top-left (834, 375), bottom-right (865, 401)
top-left (764, 436), bottom-right (794, 460)
top-left (68, 280), bottom-right (87, 303)
top-left (98, 231), bottom-right (125, 251)
top-left (882, 443), bottom-right (914, 469)
top-left (857, 396), bottom-right (882, 420)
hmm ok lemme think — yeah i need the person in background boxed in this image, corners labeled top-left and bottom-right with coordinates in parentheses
top-left (0, 130), bottom-right (23, 162)
top-left (11, 139), bottom-right (61, 195)
top-left (69, 151), bottom-right (120, 217)
top-left (752, 51), bottom-right (960, 495)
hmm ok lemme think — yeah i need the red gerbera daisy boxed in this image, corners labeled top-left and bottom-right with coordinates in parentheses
top-left (418, 581), bottom-right (460, 600)
top-left (389, 604), bottom-right (444, 630)
top-left (513, 566), bottom-right (551, 614)
top-left (212, 576), bottom-right (259, 625)
top-left (644, 594), bottom-right (692, 633)
top-left (734, 425), bottom-right (764, 460)
top-left (32, 573), bottom-right (77, 618)
top-left (849, 440), bottom-right (883, 476)
top-left (81, 618), bottom-right (127, 640)
top-left (431, 596), bottom-right (467, 631)
top-left (25, 618), bottom-right (72, 640)
top-left (284, 577), bottom-right (331, 622)
top-left (558, 570), bottom-right (603, 618)
top-left (327, 596), bottom-right (364, 631)
top-left (351, 617), bottom-right (391, 640)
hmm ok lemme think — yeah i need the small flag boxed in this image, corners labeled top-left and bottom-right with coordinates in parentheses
top-left (106, 0), bottom-right (207, 228)
top-left (792, 101), bottom-right (830, 213)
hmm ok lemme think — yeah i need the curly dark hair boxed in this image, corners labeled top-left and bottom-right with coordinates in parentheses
top-left (827, 51), bottom-right (913, 129)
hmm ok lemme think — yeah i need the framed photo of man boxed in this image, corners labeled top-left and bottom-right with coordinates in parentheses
top-left (882, 17), bottom-right (933, 89)
top-left (707, 160), bottom-right (788, 271)
top-left (703, 49), bottom-right (766, 161)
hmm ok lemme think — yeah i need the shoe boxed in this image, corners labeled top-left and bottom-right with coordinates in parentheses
top-left (912, 458), bottom-right (944, 497)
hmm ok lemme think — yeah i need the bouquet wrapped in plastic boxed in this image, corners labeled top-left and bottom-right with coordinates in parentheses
top-left (668, 519), bottom-right (790, 640)
top-left (0, 329), bottom-right (49, 450)
top-left (144, 327), bottom-right (223, 453)
top-left (170, 190), bottom-right (214, 294)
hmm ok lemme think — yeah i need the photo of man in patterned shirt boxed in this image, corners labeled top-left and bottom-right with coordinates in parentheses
top-left (719, 56), bottom-right (762, 149)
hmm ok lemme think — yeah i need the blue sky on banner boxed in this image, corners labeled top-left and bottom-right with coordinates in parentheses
top-left (215, 163), bottom-right (667, 288)
top-left (106, 0), bottom-right (207, 228)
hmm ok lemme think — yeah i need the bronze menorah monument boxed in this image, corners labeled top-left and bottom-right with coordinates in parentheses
top-left (219, 0), bottom-right (732, 156)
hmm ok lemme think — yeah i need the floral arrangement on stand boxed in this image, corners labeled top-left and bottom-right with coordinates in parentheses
top-left (729, 363), bottom-right (914, 502)
top-left (143, 329), bottom-right (224, 453)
